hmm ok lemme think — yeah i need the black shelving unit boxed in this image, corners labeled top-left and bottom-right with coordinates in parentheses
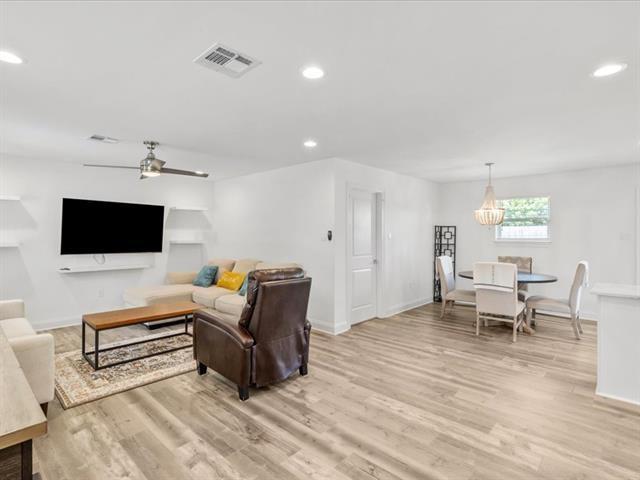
top-left (433, 226), bottom-right (457, 302)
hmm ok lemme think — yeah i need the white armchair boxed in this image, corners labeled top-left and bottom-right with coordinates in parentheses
top-left (0, 299), bottom-right (54, 413)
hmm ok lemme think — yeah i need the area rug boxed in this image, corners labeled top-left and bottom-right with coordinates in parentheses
top-left (55, 332), bottom-right (195, 409)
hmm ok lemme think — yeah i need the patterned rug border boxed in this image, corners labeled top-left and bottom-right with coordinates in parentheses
top-left (55, 331), bottom-right (195, 409)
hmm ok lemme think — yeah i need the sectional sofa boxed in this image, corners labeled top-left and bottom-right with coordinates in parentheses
top-left (123, 258), bottom-right (301, 322)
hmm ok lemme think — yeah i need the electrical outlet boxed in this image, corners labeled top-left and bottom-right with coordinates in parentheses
top-left (98, 288), bottom-right (104, 298)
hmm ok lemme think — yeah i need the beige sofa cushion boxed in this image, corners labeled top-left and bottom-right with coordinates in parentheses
top-left (124, 284), bottom-right (197, 306)
top-left (255, 262), bottom-right (301, 270)
top-left (207, 258), bottom-right (236, 282)
top-left (9, 333), bottom-right (55, 404)
top-left (215, 294), bottom-right (246, 317)
top-left (0, 317), bottom-right (36, 338)
top-left (207, 258), bottom-right (236, 271)
top-left (165, 271), bottom-right (198, 285)
top-left (0, 299), bottom-right (25, 321)
top-left (232, 258), bottom-right (261, 274)
top-left (192, 286), bottom-right (236, 308)
top-left (0, 316), bottom-right (55, 404)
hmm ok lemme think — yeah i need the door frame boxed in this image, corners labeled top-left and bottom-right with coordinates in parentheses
top-left (345, 183), bottom-right (385, 326)
top-left (636, 187), bottom-right (640, 283)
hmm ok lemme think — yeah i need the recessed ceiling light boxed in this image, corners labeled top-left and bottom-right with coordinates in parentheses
top-left (303, 139), bottom-right (317, 148)
top-left (302, 66), bottom-right (324, 80)
top-left (0, 51), bottom-right (23, 64)
top-left (592, 63), bottom-right (628, 78)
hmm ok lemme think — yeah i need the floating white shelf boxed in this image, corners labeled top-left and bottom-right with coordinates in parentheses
top-left (169, 206), bottom-right (208, 212)
top-left (57, 264), bottom-right (152, 274)
top-left (169, 240), bottom-right (205, 245)
top-left (0, 242), bottom-right (20, 248)
top-left (0, 195), bottom-right (21, 201)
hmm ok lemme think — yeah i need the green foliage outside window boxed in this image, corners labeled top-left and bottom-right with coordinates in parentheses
top-left (499, 197), bottom-right (550, 227)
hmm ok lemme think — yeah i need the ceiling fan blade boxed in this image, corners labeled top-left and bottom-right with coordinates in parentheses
top-left (159, 167), bottom-right (209, 178)
top-left (150, 158), bottom-right (166, 169)
top-left (84, 164), bottom-right (140, 170)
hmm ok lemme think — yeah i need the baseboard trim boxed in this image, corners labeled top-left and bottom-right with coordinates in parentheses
top-left (595, 389), bottom-right (640, 407)
top-left (34, 316), bottom-right (81, 332)
top-left (382, 298), bottom-right (432, 318)
top-left (311, 318), bottom-right (350, 336)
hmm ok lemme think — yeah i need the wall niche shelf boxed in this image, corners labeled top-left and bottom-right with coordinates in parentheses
top-left (0, 195), bottom-right (21, 201)
top-left (0, 242), bottom-right (20, 248)
top-left (169, 206), bottom-right (208, 212)
top-left (57, 264), bottom-right (151, 274)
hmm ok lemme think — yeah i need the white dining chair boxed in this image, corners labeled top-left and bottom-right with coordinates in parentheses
top-left (473, 262), bottom-right (525, 342)
top-left (525, 261), bottom-right (589, 339)
top-left (436, 256), bottom-right (476, 319)
top-left (498, 255), bottom-right (532, 301)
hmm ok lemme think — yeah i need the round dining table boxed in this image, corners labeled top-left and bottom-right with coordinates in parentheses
top-left (458, 270), bottom-right (558, 284)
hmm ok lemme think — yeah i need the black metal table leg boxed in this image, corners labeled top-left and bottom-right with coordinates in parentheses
top-left (21, 439), bottom-right (32, 480)
top-left (94, 329), bottom-right (99, 370)
top-left (81, 321), bottom-right (86, 357)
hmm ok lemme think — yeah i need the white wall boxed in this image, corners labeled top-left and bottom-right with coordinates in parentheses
top-left (5, 153), bottom-right (632, 331)
top-left (438, 164), bottom-right (640, 319)
top-left (333, 159), bottom-right (438, 333)
top-left (0, 156), bottom-right (216, 329)
top-left (1, 155), bottom-right (438, 334)
top-left (210, 159), bottom-right (336, 328)
top-left (210, 158), bottom-right (439, 334)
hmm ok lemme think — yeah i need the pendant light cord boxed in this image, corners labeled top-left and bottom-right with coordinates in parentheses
top-left (485, 162), bottom-right (494, 186)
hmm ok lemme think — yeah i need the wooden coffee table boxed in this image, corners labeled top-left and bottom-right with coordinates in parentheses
top-left (82, 301), bottom-right (201, 370)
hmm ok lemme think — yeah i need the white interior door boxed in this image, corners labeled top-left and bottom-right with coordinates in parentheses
top-left (349, 189), bottom-right (378, 324)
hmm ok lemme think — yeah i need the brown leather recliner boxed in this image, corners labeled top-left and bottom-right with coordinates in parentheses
top-left (193, 268), bottom-right (312, 400)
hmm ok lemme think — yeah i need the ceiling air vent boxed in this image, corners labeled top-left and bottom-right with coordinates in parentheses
top-left (88, 134), bottom-right (118, 144)
top-left (193, 43), bottom-right (261, 78)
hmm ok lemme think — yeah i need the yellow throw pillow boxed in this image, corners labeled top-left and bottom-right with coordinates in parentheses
top-left (217, 271), bottom-right (246, 291)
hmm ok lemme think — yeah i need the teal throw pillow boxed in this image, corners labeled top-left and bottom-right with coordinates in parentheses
top-left (238, 274), bottom-right (249, 296)
top-left (193, 265), bottom-right (218, 287)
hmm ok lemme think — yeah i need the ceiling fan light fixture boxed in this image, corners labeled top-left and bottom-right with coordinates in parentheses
top-left (83, 140), bottom-right (209, 179)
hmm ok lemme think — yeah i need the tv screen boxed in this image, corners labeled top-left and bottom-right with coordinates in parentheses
top-left (60, 198), bottom-right (164, 255)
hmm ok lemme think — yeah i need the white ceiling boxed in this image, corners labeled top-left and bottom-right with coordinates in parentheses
top-left (1, 1), bottom-right (638, 183)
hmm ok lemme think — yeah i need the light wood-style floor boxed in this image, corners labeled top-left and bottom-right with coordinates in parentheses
top-left (36, 303), bottom-right (640, 480)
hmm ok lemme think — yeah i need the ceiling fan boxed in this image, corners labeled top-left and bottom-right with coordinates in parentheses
top-left (84, 141), bottom-right (209, 179)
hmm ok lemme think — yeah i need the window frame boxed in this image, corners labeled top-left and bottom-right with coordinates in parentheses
top-left (494, 195), bottom-right (552, 244)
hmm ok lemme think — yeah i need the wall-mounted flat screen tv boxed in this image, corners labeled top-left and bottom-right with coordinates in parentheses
top-left (60, 198), bottom-right (164, 254)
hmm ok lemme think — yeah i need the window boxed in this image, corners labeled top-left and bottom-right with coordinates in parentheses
top-left (495, 196), bottom-right (550, 241)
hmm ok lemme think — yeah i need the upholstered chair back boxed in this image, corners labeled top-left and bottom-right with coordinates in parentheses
top-left (436, 256), bottom-right (455, 298)
top-left (497, 256), bottom-right (533, 273)
top-left (473, 262), bottom-right (519, 317)
top-left (498, 256), bottom-right (532, 292)
top-left (237, 268), bottom-right (311, 386)
top-left (569, 261), bottom-right (589, 315)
